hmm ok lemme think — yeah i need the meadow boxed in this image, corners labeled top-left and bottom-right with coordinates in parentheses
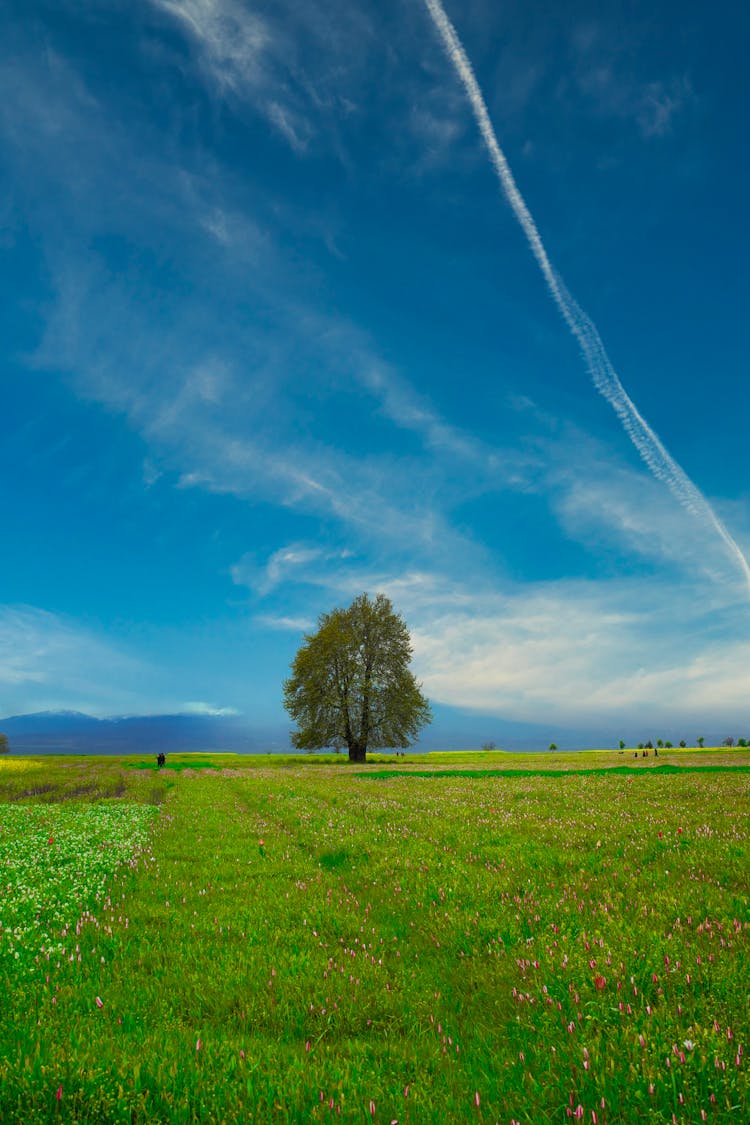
top-left (0, 750), bottom-right (748, 1123)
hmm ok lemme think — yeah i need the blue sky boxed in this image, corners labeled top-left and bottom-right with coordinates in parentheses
top-left (2, 0), bottom-right (749, 742)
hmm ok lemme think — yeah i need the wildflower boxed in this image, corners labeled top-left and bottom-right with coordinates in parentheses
top-left (56, 1085), bottom-right (62, 1101)
top-left (95, 996), bottom-right (103, 1009)
top-left (474, 1091), bottom-right (481, 1107)
top-left (594, 974), bottom-right (606, 990)
top-left (369, 1100), bottom-right (376, 1117)
top-left (196, 1038), bottom-right (201, 1052)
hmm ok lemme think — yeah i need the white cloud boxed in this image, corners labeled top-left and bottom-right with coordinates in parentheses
top-left (406, 576), bottom-right (750, 728)
top-left (254, 615), bottom-right (315, 633)
top-left (183, 700), bottom-right (240, 716)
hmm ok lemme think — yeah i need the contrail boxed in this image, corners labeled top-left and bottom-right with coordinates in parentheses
top-left (422, 0), bottom-right (750, 594)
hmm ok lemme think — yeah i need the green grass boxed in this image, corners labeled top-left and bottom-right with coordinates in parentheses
top-left (1, 751), bottom-right (748, 1122)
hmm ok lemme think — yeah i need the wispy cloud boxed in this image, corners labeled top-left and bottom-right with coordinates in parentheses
top-left (151, 0), bottom-right (270, 96)
top-left (253, 614), bottom-right (316, 633)
top-left (421, 0), bottom-right (750, 595)
top-left (229, 537), bottom-right (750, 727)
top-left (183, 700), bottom-right (240, 716)
top-left (569, 21), bottom-right (692, 140)
top-left (147, 0), bottom-right (370, 155)
top-left (635, 78), bottom-right (692, 138)
top-left (0, 606), bottom-right (148, 716)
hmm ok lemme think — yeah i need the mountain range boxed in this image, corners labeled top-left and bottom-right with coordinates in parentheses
top-left (0, 711), bottom-right (287, 755)
top-left (0, 706), bottom-right (618, 755)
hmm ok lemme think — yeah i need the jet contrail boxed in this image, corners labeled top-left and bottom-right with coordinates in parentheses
top-left (422, 0), bottom-right (750, 594)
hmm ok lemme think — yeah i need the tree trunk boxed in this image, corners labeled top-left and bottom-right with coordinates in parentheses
top-left (348, 741), bottom-right (367, 763)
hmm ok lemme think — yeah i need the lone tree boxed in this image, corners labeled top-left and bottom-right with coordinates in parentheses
top-left (283, 593), bottom-right (431, 763)
top-left (0, 732), bottom-right (8, 755)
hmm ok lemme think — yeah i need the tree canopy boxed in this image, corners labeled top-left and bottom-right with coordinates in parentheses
top-left (283, 593), bottom-right (431, 762)
top-left (0, 733), bottom-right (9, 755)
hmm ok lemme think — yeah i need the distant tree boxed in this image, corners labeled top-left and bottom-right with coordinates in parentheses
top-left (549, 743), bottom-right (557, 751)
top-left (656, 739), bottom-right (663, 748)
top-left (697, 736), bottom-right (704, 748)
top-left (664, 741), bottom-right (673, 749)
top-left (283, 593), bottom-right (431, 763)
top-left (722, 737), bottom-right (735, 747)
top-left (481, 741), bottom-right (496, 751)
top-left (637, 743), bottom-right (644, 750)
top-left (619, 740), bottom-right (626, 750)
top-left (738, 738), bottom-right (747, 748)
top-left (645, 741), bottom-right (653, 750)
top-left (679, 740), bottom-right (686, 748)
top-left (0, 732), bottom-right (8, 754)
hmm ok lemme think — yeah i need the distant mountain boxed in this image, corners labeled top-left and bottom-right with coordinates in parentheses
top-left (0, 711), bottom-right (289, 755)
top-left (0, 705), bottom-right (657, 756)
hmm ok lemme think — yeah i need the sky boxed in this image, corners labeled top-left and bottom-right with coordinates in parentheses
top-left (1, 0), bottom-right (749, 745)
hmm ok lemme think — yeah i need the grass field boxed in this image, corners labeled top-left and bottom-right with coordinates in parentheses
top-left (0, 749), bottom-right (748, 1123)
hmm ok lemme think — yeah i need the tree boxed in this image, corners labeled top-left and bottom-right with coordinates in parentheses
top-left (722, 736), bottom-right (735, 747)
top-left (283, 593), bottom-right (432, 763)
top-left (549, 742), bottom-right (557, 751)
top-left (679, 740), bottom-right (686, 748)
top-left (481, 741), bottom-right (496, 752)
top-left (619, 740), bottom-right (626, 750)
top-left (697, 736), bottom-right (704, 748)
top-left (0, 733), bottom-right (8, 754)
